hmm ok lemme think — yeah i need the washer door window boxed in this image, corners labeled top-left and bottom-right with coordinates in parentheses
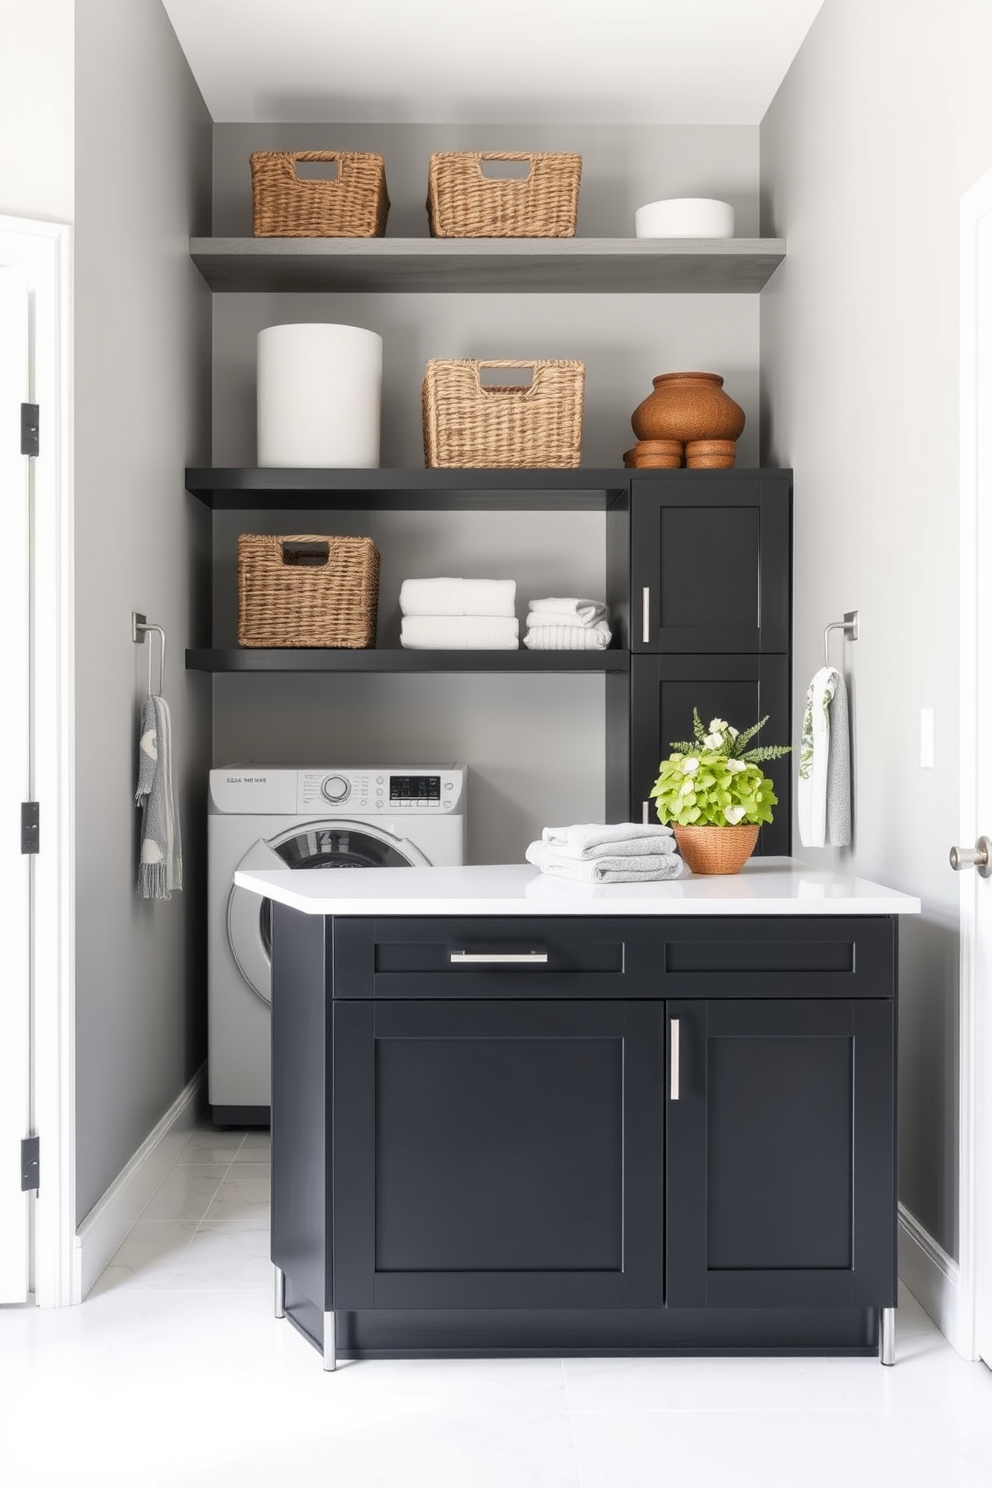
top-left (227, 820), bottom-right (428, 1006)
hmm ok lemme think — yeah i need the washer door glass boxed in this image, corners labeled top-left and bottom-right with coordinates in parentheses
top-left (227, 821), bottom-right (428, 1007)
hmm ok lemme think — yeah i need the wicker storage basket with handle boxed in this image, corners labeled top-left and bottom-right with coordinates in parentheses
top-left (250, 151), bottom-right (389, 238)
top-left (237, 534), bottom-right (380, 648)
top-left (422, 359), bottom-right (585, 469)
top-left (427, 152), bottom-right (581, 238)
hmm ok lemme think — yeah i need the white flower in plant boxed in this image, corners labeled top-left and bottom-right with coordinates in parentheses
top-left (704, 731), bottom-right (724, 749)
top-left (682, 757), bottom-right (700, 775)
top-left (708, 718), bottom-right (728, 733)
top-left (680, 779), bottom-right (695, 796)
top-left (724, 805), bottom-right (746, 825)
top-left (728, 726), bottom-right (739, 739)
top-left (726, 758), bottom-right (746, 773)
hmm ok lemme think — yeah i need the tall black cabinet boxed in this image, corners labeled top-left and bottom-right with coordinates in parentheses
top-left (607, 469), bottom-right (793, 852)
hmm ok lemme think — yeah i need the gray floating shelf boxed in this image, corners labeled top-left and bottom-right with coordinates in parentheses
top-left (190, 237), bottom-right (786, 295)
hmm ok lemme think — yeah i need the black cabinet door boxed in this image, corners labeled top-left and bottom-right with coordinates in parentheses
top-left (628, 653), bottom-right (791, 854)
top-left (331, 998), bottom-right (664, 1311)
top-left (666, 998), bottom-right (896, 1310)
top-left (629, 471), bottom-right (792, 654)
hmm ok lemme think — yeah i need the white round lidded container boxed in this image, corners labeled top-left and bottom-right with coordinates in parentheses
top-left (257, 323), bottom-right (383, 468)
top-left (634, 198), bottom-right (735, 239)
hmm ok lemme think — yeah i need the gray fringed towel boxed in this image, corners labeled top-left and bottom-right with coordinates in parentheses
top-left (135, 694), bottom-right (183, 899)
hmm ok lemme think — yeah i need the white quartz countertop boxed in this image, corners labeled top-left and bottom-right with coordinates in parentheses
top-left (234, 860), bottom-right (922, 917)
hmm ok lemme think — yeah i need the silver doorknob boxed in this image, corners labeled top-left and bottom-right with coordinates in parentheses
top-left (949, 835), bottom-right (992, 877)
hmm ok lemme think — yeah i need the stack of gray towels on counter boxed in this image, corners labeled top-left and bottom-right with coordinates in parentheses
top-left (526, 822), bottom-right (685, 883)
top-left (397, 579), bottom-right (613, 650)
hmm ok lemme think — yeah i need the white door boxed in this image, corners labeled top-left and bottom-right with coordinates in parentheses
top-left (0, 266), bottom-right (32, 1302)
top-left (957, 169), bottom-right (992, 1367)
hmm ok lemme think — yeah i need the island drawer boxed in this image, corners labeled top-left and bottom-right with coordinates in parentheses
top-left (327, 915), bottom-right (897, 1000)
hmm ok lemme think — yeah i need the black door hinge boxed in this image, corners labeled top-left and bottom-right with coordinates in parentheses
top-left (21, 1137), bottom-right (39, 1192)
top-left (20, 403), bottom-right (39, 458)
top-left (21, 802), bottom-right (39, 854)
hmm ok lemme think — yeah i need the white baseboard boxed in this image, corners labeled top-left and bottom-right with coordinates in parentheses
top-left (73, 1064), bottom-right (206, 1301)
top-left (898, 1201), bottom-right (973, 1358)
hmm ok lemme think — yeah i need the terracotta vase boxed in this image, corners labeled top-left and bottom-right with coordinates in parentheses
top-left (631, 372), bottom-right (746, 447)
top-left (672, 822), bottom-right (759, 875)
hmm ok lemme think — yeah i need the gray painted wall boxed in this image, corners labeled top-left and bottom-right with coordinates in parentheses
top-left (760, 0), bottom-right (992, 1257)
top-left (210, 123), bottom-right (761, 860)
top-left (74, 0), bottom-right (213, 1222)
top-left (0, 0), bottom-right (74, 221)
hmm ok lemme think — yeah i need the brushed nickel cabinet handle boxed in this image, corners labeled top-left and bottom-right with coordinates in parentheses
top-left (670, 1018), bottom-right (680, 1101)
top-left (642, 587), bottom-right (651, 644)
top-left (449, 951), bottom-right (549, 964)
top-left (642, 800), bottom-right (650, 825)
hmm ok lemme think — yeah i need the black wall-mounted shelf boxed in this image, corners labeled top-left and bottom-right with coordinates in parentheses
top-left (190, 237), bottom-right (786, 296)
top-left (185, 467), bottom-right (631, 511)
top-left (186, 648), bottom-right (630, 674)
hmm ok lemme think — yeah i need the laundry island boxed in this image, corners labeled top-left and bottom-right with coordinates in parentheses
top-left (233, 859), bottom-right (921, 1371)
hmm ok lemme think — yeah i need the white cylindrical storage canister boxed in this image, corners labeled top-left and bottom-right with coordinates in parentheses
top-left (634, 198), bottom-right (735, 239)
top-left (257, 323), bottom-right (383, 467)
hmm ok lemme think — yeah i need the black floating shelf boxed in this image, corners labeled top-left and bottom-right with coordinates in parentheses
top-left (185, 467), bottom-right (631, 511)
top-left (186, 648), bottom-right (630, 674)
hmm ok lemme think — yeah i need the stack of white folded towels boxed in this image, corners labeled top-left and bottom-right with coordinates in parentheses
top-left (524, 597), bottom-right (612, 650)
top-left (525, 822), bottom-right (685, 883)
top-left (399, 578), bottom-right (519, 650)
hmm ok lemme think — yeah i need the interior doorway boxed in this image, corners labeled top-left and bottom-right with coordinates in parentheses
top-left (0, 215), bottom-right (74, 1308)
top-left (957, 169), bottom-right (992, 1369)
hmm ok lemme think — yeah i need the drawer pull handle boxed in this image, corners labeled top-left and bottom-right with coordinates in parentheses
top-left (642, 586), bottom-right (651, 644)
top-left (670, 1018), bottom-right (680, 1101)
top-left (449, 951), bottom-right (549, 965)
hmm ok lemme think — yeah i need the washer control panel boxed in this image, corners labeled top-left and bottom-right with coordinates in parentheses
top-left (297, 767), bottom-right (465, 815)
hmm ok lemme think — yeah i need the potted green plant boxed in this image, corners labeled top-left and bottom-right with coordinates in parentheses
top-left (649, 710), bottom-right (792, 874)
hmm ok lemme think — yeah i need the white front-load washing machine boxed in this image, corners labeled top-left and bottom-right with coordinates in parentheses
top-left (208, 765), bottom-right (466, 1123)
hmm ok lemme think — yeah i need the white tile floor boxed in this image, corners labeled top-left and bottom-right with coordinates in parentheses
top-left (2, 1121), bottom-right (992, 1488)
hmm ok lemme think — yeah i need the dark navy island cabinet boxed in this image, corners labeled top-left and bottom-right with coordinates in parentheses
top-left (268, 904), bottom-right (898, 1369)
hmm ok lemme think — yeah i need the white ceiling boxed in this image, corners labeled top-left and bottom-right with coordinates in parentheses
top-left (161, 0), bottom-right (826, 126)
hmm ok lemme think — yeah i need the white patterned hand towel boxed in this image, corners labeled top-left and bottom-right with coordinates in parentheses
top-left (525, 610), bottom-right (609, 631)
top-left (524, 624), bottom-right (611, 650)
top-left (526, 840), bottom-right (685, 882)
top-left (135, 694), bottom-right (182, 899)
top-left (798, 665), bottom-right (852, 848)
top-left (400, 615), bottom-right (519, 649)
top-left (399, 578), bottom-right (516, 617)
top-left (542, 822), bottom-right (676, 859)
top-left (528, 596), bottom-right (609, 625)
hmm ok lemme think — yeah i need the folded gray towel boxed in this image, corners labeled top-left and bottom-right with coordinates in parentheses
top-left (526, 840), bottom-right (685, 883)
top-left (135, 694), bottom-right (182, 900)
top-left (541, 821), bottom-right (675, 859)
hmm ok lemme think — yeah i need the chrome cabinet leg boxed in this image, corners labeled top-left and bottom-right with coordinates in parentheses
top-left (880, 1306), bottom-right (896, 1366)
top-left (323, 1310), bottom-right (337, 1372)
top-left (273, 1265), bottom-right (285, 1319)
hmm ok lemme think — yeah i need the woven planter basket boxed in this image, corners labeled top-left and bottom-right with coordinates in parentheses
top-left (237, 534), bottom-right (380, 648)
top-left (672, 823), bottom-right (760, 876)
top-left (427, 152), bottom-right (581, 238)
top-left (250, 151), bottom-right (389, 238)
top-left (423, 359), bottom-right (585, 468)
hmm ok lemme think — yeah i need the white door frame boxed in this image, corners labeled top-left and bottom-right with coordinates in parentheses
top-left (957, 169), bottom-right (992, 1364)
top-left (0, 214), bottom-right (75, 1307)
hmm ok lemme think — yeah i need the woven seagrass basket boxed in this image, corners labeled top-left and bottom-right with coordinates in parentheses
top-left (427, 152), bottom-right (581, 238)
top-left (672, 823), bottom-right (760, 875)
top-left (237, 535), bottom-right (380, 648)
top-left (250, 151), bottom-right (389, 238)
top-left (422, 359), bottom-right (585, 468)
